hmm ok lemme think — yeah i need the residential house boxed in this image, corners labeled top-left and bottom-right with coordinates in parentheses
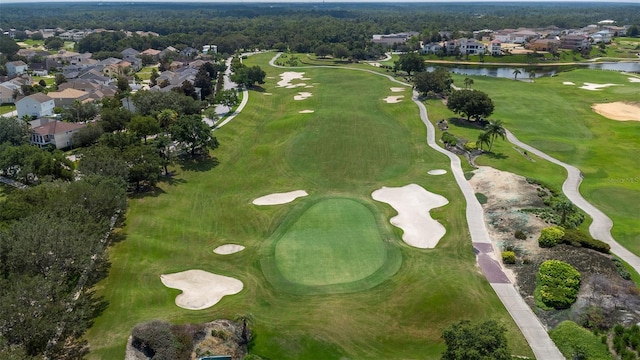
top-left (160, 46), bottom-right (178, 60)
top-left (46, 88), bottom-right (91, 108)
top-left (140, 48), bottom-right (161, 60)
top-left (180, 47), bottom-right (198, 58)
top-left (510, 30), bottom-right (539, 44)
top-left (29, 118), bottom-right (86, 149)
top-left (590, 30), bottom-right (612, 44)
top-left (168, 61), bottom-right (183, 71)
top-left (7, 61), bottom-right (28, 76)
top-left (121, 47), bottom-right (140, 59)
top-left (493, 29), bottom-right (515, 43)
top-left (0, 81), bottom-right (22, 104)
top-left (371, 32), bottom-right (419, 46)
top-left (527, 38), bottom-right (560, 52)
top-left (103, 61), bottom-right (132, 78)
top-left (77, 69), bottom-right (113, 85)
top-left (421, 43), bottom-right (443, 55)
top-left (16, 93), bottom-right (55, 118)
top-left (202, 45), bottom-right (217, 54)
top-left (490, 39), bottom-right (502, 56)
top-left (456, 38), bottom-right (486, 55)
top-left (561, 35), bottom-right (590, 50)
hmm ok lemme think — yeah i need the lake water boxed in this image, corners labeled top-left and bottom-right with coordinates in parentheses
top-left (426, 61), bottom-right (640, 79)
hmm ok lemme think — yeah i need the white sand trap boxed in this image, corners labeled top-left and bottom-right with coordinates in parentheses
top-left (592, 102), bottom-right (640, 121)
top-left (266, 76), bottom-right (275, 79)
top-left (579, 82), bottom-right (619, 91)
top-left (390, 87), bottom-right (406, 92)
top-left (383, 95), bottom-right (404, 104)
top-left (213, 244), bottom-right (245, 255)
top-left (372, 184), bottom-right (449, 249)
top-left (160, 270), bottom-right (243, 310)
top-left (298, 110), bottom-right (315, 114)
top-left (262, 92), bottom-right (272, 95)
top-left (253, 190), bottom-right (308, 205)
top-left (562, 81), bottom-right (575, 85)
top-left (277, 72), bottom-right (308, 88)
top-left (304, 85), bottom-right (314, 88)
top-left (428, 169), bottom-right (447, 175)
top-left (628, 77), bottom-right (640, 83)
top-left (294, 92), bottom-right (313, 101)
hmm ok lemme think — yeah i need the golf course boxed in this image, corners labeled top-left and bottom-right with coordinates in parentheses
top-left (84, 52), bottom-right (534, 359)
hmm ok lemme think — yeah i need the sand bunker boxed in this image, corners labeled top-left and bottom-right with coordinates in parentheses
top-left (628, 77), bottom-right (640, 83)
top-left (592, 102), bottom-right (640, 121)
top-left (563, 81), bottom-right (575, 85)
top-left (368, 62), bottom-right (382, 67)
top-left (160, 270), bottom-right (243, 310)
top-left (262, 92), bottom-right (272, 95)
top-left (372, 184), bottom-right (449, 248)
top-left (213, 244), bottom-right (245, 255)
top-left (390, 87), bottom-right (406, 92)
top-left (298, 110), bottom-right (315, 114)
top-left (428, 169), bottom-right (447, 175)
top-left (294, 92), bottom-right (313, 101)
top-left (579, 82), bottom-right (619, 91)
top-left (383, 95), bottom-right (404, 104)
top-left (277, 72), bottom-right (311, 88)
top-left (253, 190), bottom-right (308, 205)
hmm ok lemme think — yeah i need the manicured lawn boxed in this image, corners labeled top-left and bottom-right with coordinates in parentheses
top-left (0, 104), bottom-right (16, 115)
top-left (431, 69), bottom-right (640, 254)
top-left (136, 65), bottom-right (157, 81)
top-left (84, 52), bottom-right (532, 359)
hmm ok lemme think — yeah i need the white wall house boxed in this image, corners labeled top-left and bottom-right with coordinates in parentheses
top-left (6, 61), bottom-right (28, 76)
top-left (457, 38), bottom-right (486, 55)
top-left (29, 118), bottom-right (86, 149)
top-left (0, 82), bottom-right (21, 104)
top-left (490, 39), bottom-right (502, 56)
top-left (16, 93), bottom-right (55, 118)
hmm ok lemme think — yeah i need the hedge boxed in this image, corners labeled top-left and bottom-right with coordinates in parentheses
top-left (538, 226), bottom-right (565, 248)
top-left (535, 260), bottom-right (581, 309)
top-left (561, 229), bottom-right (610, 254)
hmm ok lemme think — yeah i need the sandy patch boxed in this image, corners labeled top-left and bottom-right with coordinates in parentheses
top-left (294, 92), bottom-right (313, 101)
top-left (253, 190), bottom-right (308, 205)
top-left (562, 81), bottom-right (575, 85)
top-left (266, 76), bottom-right (275, 79)
top-left (629, 77), bottom-right (640, 83)
top-left (372, 184), bottom-right (449, 249)
top-left (368, 62), bottom-right (382, 67)
top-left (304, 85), bottom-right (314, 88)
top-left (390, 87), bottom-right (406, 92)
top-left (298, 110), bottom-right (315, 114)
top-left (262, 92), bottom-right (272, 95)
top-left (592, 102), bottom-right (640, 121)
top-left (277, 72), bottom-right (310, 88)
top-left (160, 270), bottom-right (243, 310)
top-left (428, 169), bottom-right (447, 175)
top-left (579, 82), bottom-right (619, 91)
top-left (383, 95), bottom-right (404, 104)
top-left (213, 244), bottom-right (245, 255)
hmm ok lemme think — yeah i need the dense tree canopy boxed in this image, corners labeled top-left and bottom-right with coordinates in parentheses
top-left (441, 320), bottom-right (510, 360)
top-left (446, 89), bottom-right (494, 121)
top-left (0, 116), bottom-right (30, 146)
top-left (413, 68), bottom-right (453, 97)
top-left (170, 114), bottom-right (219, 157)
top-left (396, 52), bottom-right (425, 76)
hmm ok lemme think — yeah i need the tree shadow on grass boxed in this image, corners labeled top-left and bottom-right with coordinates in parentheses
top-left (449, 117), bottom-right (486, 130)
top-left (129, 185), bottom-right (166, 199)
top-left (484, 152), bottom-right (509, 160)
top-left (158, 173), bottom-right (186, 187)
top-left (179, 155), bottom-right (219, 172)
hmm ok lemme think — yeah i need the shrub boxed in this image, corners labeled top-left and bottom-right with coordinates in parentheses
top-left (538, 226), bottom-right (565, 248)
top-left (475, 192), bottom-right (488, 204)
top-left (612, 258), bottom-right (632, 280)
top-left (441, 131), bottom-right (457, 146)
top-left (463, 141), bottom-right (477, 151)
top-left (535, 260), bottom-right (581, 309)
top-left (561, 229), bottom-right (610, 253)
top-left (514, 230), bottom-right (527, 240)
top-left (502, 251), bottom-right (516, 264)
top-left (548, 321), bottom-right (612, 360)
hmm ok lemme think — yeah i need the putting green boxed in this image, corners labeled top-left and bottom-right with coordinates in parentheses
top-left (262, 197), bottom-right (401, 294)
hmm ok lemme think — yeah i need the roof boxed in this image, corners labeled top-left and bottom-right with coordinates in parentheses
top-left (141, 48), bottom-right (161, 56)
top-left (47, 88), bottom-right (89, 99)
top-left (22, 93), bottom-right (53, 103)
top-left (491, 39), bottom-right (502, 44)
top-left (32, 120), bottom-right (85, 136)
top-left (8, 60), bottom-right (27, 66)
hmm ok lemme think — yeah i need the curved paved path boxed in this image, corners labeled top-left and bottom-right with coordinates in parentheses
top-left (267, 52), bottom-right (563, 359)
top-left (506, 130), bottom-right (640, 273)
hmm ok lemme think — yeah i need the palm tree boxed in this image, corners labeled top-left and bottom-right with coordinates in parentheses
top-left (484, 119), bottom-right (506, 152)
top-left (513, 69), bottom-right (522, 80)
top-left (464, 77), bottom-right (474, 89)
top-left (234, 313), bottom-right (255, 345)
top-left (476, 131), bottom-right (491, 151)
top-left (529, 70), bottom-right (536, 81)
top-left (554, 199), bottom-right (576, 226)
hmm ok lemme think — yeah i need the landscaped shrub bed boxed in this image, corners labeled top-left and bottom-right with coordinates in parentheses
top-left (538, 226), bottom-right (565, 248)
top-left (561, 228), bottom-right (610, 254)
top-left (535, 260), bottom-right (581, 309)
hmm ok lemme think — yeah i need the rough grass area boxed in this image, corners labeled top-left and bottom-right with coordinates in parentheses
top-left (549, 321), bottom-right (612, 360)
top-left (85, 52), bottom-right (533, 360)
top-left (0, 104), bottom-right (16, 115)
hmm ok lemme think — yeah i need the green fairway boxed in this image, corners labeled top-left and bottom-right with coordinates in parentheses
top-left (85, 52), bottom-right (533, 359)
top-left (430, 69), bottom-right (640, 253)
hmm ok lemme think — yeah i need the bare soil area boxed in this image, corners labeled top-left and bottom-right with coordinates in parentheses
top-left (468, 166), bottom-right (640, 329)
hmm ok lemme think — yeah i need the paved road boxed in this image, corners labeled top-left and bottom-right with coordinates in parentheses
top-left (506, 130), bottom-right (640, 274)
top-left (267, 52), bottom-right (564, 359)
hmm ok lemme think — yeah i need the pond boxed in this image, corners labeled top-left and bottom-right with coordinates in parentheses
top-left (426, 61), bottom-right (640, 79)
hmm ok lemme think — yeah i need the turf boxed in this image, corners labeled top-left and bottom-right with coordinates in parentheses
top-left (84, 52), bottom-right (533, 359)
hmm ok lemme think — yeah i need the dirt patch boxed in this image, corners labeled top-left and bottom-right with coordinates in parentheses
top-left (592, 102), bottom-right (640, 121)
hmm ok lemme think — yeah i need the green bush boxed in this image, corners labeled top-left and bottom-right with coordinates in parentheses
top-left (463, 141), bottom-right (477, 151)
top-left (501, 251), bottom-right (516, 264)
top-left (612, 258), bottom-right (632, 280)
top-left (538, 226), bottom-right (565, 248)
top-left (548, 321), bottom-right (612, 360)
top-left (561, 229), bottom-right (610, 253)
top-left (475, 192), bottom-right (487, 204)
top-left (535, 260), bottom-right (581, 309)
top-left (441, 131), bottom-right (457, 146)
top-left (514, 230), bottom-right (527, 240)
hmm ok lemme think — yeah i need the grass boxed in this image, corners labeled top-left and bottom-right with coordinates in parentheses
top-left (548, 321), bottom-right (612, 359)
top-left (0, 104), bottom-right (16, 115)
top-left (431, 69), bottom-right (640, 254)
top-left (84, 51), bottom-right (533, 359)
top-left (136, 65), bottom-right (157, 81)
